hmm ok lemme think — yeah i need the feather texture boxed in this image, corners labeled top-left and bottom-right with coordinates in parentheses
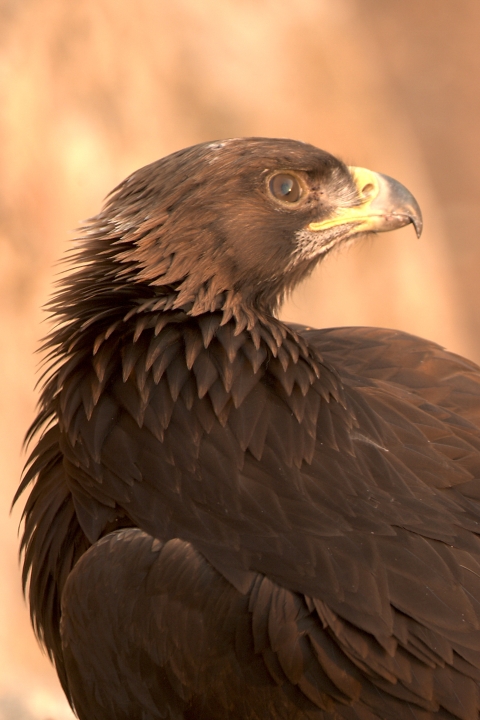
top-left (15, 138), bottom-right (480, 720)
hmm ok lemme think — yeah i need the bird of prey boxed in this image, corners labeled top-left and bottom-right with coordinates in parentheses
top-left (15, 138), bottom-right (480, 720)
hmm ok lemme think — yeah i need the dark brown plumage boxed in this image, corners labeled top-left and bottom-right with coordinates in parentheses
top-left (15, 137), bottom-right (480, 720)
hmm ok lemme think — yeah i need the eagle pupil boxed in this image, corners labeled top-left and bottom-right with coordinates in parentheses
top-left (269, 173), bottom-right (301, 203)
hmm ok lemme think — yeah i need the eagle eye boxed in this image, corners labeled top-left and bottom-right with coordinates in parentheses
top-left (269, 173), bottom-right (302, 204)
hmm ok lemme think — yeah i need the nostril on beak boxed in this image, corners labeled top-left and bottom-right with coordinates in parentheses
top-left (360, 183), bottom-right (375, 199)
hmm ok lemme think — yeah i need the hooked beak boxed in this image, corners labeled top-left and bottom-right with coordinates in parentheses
top-left (308, 166), bottom-right (423, 238)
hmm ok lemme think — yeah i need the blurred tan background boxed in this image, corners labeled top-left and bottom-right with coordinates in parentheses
top-left (1, 0), bottom-right (480, 718)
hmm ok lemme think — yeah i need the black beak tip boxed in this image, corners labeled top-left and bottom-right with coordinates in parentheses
top-left (412, 213), bottom-right (423, 238)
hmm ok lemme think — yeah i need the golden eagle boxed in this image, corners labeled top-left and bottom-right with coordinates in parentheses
top-left (16, 138), bottom-right (480, 720)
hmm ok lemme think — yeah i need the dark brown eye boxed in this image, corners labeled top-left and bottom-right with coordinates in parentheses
top-left (269, 173), bottom-right (302, 203)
